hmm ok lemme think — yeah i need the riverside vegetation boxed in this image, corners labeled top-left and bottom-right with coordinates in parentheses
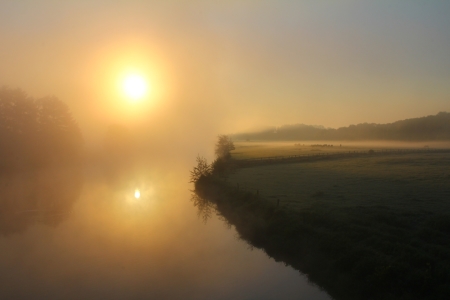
top-left (191, 138), bottom-right (450, 300)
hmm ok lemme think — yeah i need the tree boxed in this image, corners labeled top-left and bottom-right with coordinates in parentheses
top-left (37, 96), bottom-right (83, 162)
top-left (214, 135), bottom-right (235, 159)
top-left (190, 156), bottom-right (212, 183)
top-left (0, 87), bottom-right (83, 168)
top-left (0, 88), bottom-right (39, 167)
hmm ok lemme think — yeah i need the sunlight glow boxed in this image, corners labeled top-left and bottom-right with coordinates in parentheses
top-left (134, 189), bottom-right (141, 199)
top-left (123, 74), bottom-right (148, 100)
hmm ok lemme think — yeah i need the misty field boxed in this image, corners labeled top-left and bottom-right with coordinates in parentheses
top-left (229, 152), bottom-right (450, 211)
top-left (229, 141), bottom-right (447, 160)
top-left (225, 152), bottom-right (450, 298)
top-left (231, 141), bottom-right (366, 159)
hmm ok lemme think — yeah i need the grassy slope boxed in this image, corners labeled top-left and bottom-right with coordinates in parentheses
top-left (222, 152), bottom-right (450, 299)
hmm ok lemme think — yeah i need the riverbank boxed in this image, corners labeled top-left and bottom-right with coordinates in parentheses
top-left (193, 153), bottom-right (450, 299)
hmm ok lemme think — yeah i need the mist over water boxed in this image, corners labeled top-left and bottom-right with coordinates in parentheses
top-left (3, 1), bottom-right (450, 298)
top-left (0, 156), bottom-right (331, 300)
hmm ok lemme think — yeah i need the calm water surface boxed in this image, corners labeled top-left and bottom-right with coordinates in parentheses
top-left (0, 162), bottom-right (331, 300)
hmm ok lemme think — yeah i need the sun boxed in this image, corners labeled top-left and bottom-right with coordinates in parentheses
top-left (123, 74), bottom-right (148, 100)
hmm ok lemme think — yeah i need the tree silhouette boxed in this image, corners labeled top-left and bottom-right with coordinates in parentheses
top-left (190, 155), bottom-right (212, 183)
top-left (37, 96), bottom-right (83, 163)
top-left (214, 135), bottom-right (235, 159)
top-left (0, 88), bottom-right (38, 167)
top-left (0, 87), bottom-right (83, 170)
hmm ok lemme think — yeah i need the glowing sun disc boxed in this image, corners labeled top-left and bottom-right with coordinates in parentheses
top-left (123, 75), bottom-right (147, 100)
top-left (134, 189), bottom-right (141, 199)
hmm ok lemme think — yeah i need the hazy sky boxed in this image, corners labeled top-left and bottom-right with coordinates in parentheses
top-left (1, 1), bottom-right (450, 148)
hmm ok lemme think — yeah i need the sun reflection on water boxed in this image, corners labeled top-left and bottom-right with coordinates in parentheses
top-left (123, 182), bottom-right (157, 209)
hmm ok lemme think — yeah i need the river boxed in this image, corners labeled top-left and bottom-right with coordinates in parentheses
top-left (0, 161), bottom-right (331, 300)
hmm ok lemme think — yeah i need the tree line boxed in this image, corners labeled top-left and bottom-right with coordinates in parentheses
top-left (233, 112), bottom-right (450, 141)
top-left (0, 87), bottom-right (83, 170)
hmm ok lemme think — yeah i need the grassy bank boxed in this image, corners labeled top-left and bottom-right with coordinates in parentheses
top-left (193, 152), bottom-right (450, 299)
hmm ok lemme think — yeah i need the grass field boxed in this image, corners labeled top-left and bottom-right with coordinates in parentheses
top-left (229, 153), bottom-right (450, 212)
top-left (220, 151), bottom-right (450, 298)
top-left (230, 141), bottom-right (450, 159)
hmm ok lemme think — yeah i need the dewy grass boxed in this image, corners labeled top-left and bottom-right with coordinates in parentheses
top-left (194, 151), bottom-right (450, 299)
top-left (229, 153), bottom-right (450, 212)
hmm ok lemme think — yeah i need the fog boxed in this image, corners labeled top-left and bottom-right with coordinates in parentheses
top-left (1, 1), bottom-right (450, 299)
top-left (0, 160), bottom-right (331, 300)
top-left (0, 85), bottom-right (331, 298)
top-left (2, 1), bottom-right (450, 157)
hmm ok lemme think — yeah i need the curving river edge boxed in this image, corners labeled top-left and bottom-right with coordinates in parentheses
top-left (192, 173), bottom-right (449, 300)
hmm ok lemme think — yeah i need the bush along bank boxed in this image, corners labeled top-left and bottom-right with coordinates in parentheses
top-left (191, 160), bottom-right (450, 300)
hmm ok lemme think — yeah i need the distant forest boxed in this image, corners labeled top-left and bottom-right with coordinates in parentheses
top-left (0, 87), bottom-right (83, 170)
top-left (233, 112), bottom-right (450, 141)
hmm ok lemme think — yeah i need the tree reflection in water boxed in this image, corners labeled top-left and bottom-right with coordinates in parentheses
top-left (190, 190), bottom-right (214, 223)
top-left (0, 166), bottom-right (83, 235)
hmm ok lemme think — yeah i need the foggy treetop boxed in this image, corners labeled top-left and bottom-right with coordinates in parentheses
top-left (233, 112), bottom-right (450, 141)
top-left (0, 87), bottom-right (83, 170)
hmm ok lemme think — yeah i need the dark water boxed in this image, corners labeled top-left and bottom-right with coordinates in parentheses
top-left (0, 163), bottom-right (331, 300)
